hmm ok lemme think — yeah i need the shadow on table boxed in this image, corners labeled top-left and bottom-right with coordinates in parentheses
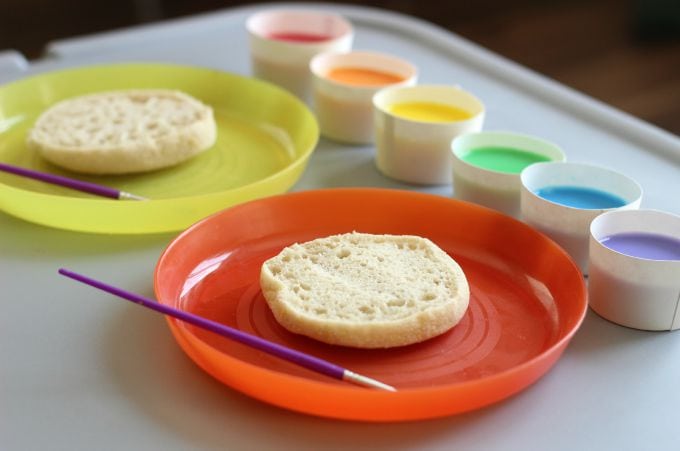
top-left (0, 210), bottom-right (175, 257)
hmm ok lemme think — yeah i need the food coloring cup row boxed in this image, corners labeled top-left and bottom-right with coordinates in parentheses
top-left (451, 137), bottom-right (679, 332)
top-left (246, 8), bottom-right (485, 161)
top-left (247, 9), bottom-right (680, 332)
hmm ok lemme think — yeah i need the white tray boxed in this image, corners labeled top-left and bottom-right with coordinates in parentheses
top-left (2, 3), bottom-right (679, 450)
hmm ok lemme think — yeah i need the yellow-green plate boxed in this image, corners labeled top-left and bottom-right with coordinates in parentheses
top-left (0, 63), bottom-right (319, 234)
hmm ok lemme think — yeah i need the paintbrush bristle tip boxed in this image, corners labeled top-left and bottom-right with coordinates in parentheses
top-left (343, 370), bottom-right (397, 392)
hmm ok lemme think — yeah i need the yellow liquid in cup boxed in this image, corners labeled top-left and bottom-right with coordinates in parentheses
top-left (388, 101), bottom-right (473, 122)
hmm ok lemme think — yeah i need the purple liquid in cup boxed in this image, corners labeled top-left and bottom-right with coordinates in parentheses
top-left (600, 232), bottom-right (680, 261)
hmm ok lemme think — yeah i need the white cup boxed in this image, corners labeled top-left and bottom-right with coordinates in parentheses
top-left (451, 131), bottom-right (565, 218)
top-left (310, 50), bottom-right (417, 144)
top-left (589, 209), bottom-right (680, 331)
top-left (521, 162), bottom-right (642, 273)
top-left (373, 85), bottom-right (485, 185)
top-left (246, 9), bottom-right (353, 102)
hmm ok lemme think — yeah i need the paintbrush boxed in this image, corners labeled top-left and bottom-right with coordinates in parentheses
top-left (0, 162), bottom-right (146, 200)
top-left (58, 268), bottom-right (396, 392)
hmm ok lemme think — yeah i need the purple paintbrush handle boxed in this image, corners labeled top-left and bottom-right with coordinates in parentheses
top-left (0, 162), bottom-right (120, 199)
top-left (57, 268), bottom-right (346, 381)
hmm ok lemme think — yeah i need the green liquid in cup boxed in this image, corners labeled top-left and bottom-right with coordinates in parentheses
top-left (461, 146), bottom-right (552, 174)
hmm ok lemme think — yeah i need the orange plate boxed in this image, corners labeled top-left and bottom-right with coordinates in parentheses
top-left (155, 188), bottom-right (586, 421)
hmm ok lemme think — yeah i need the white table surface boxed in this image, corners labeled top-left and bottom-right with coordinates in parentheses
top-left (1, 3), bottom-right (679, 450)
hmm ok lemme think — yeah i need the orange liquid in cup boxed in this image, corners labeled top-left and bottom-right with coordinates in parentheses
top-left (327, 67), bottom-right (405, 86)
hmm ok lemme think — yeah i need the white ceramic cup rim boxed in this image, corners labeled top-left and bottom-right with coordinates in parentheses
top-left (372, 84), bottom-right (485, 125)
top-left (310, 50), bottom-right (417, 91)
top-left (451, 131), bottom-right (566, 177)
top-left (590, 209), bottom-right (680, 262)
top-left (520, 161), bottom-right (643, 211)
top-left (246, 9), bottom-right (353, 43)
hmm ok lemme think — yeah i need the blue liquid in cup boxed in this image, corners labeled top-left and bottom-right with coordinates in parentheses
top-left (535, 185), bottom-right (627, 209)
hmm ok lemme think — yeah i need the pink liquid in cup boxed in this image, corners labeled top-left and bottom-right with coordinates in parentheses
top-left (267, 32), bottom-right (332, 42)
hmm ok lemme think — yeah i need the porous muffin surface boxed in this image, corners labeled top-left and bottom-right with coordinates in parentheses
top-left (27, 89), bottom-right (217, 174)
top-left (260, 232), bottom-right (470, 348)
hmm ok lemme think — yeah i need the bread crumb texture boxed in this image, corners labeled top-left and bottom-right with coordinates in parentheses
top-left (27, 89), bottom-right (217, 174)
top-left (260, 232), bottom-right (470, 348)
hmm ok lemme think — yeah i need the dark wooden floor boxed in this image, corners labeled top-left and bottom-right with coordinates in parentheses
top-left (2, 0), bottom-right (679, 136)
